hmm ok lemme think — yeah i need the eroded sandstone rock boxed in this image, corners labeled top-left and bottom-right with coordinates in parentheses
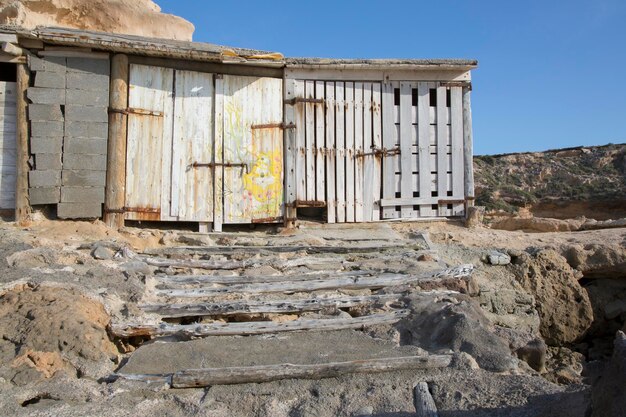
top-left (510, 249), bottom-right (594, 345)
top-left (0, 0), bottom-right (194, 41)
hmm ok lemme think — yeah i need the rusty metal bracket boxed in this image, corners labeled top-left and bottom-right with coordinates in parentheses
top-left (192, 161), bottom-right (249, 173)
top-left (286, 200), bottom-right (327, 208)
top-left (285, 97), bottom-right (325, 105)
top-left (121, 206), bottom-right (160, 214)
top-left (251, 216), bottom-right (283, 223)
top-left (104, 208), bottom-right (125, 214)
top-left (108, 107), bottom-right (164, 117)
top-left (356, 147), bottom-right (401, 158)
top-left (250, 122), bottom-right (296, 130)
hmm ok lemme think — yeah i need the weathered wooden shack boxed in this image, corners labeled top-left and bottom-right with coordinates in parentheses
top-left (0, 26), bottom-right (477, 230)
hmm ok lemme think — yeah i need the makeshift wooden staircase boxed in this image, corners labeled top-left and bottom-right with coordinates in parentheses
top-left (110, 236), bottom-right (473, 388)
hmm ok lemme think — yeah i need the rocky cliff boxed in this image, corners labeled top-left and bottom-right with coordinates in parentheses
top-left (475, 143), bottom-right (626, 219)
top-left (0, 0), bottom-right (194, 41)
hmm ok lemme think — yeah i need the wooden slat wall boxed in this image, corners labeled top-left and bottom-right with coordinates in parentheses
top-left (289, 78), bottom-right (468, 223)
top-left (0, 81), bottom-right (17, 209)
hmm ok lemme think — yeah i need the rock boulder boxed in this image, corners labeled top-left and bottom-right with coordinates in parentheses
top-left (0, 0), bottom-right (194, 41)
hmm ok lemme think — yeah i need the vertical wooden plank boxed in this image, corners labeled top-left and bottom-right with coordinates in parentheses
top-left (381, 81), bottom-right (396, 219)
top-left (325, 82), bottom-right (336, 223)
top-left (160, 71), bottom-right (175, 221)
top-left (261, 77), bottom-right (284, 220)
top-left (335, 82), bottom-right (345, 223)
top-left (125, 64), bottom-right (173, 220)
top-left (221, 74), bottom-right (245, 223)
top-left (436, 84), bottom-right (447, 217)
top-left (14, 65), bottom-right (29, 224)
top-left (417, 82), bottom-right (433, 217)
top-left (283, 77), bottom-right (298, 226)
top-left (462, 87), bottom-right (475, 209)
top-left (371, 83), bottom-right (382, 221)
top-left (450, 86), bottom-right (464, 215)
top-left (314, 81), bottom-right (325, 204)
top-left (305, 80), bottom-right (316, 201)
top-left (344, 82), bottom-right (355, 222)
top-left (213, 75), bottom-right (224, 231)
top-left (171, 70), bottom-right (214, 221)
top-left (354, 83), bottom-right (364, 222)
top-left (104, 54), bottom-right (128, 228)
top-left (399, 82), bottom-right (414, 218)
top-left (361, 83), bottom-right (373, 222)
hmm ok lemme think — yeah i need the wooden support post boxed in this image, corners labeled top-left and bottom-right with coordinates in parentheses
top-left (462, 87), bottom-right (475, 213)
top-left (283, 77), bottom-right (297, 228)
top-left (15, 64), bottom-right (31, 225)
top-left (104, 54), bottom-right (129, 228)
top-left (413, 382), bottom-right (439, 417)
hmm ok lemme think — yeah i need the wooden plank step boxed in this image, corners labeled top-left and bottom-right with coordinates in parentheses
top-left (114, 354), bottom-right (453, 388)
top-left (144, 243), bottom-right (421, 257)
top-left (111, 309), bottom-right (409, 338)
top-left (141, 255), bottom-right (359, 271)
top-left (140, 293), bottom-right (402, 318)
top-left (154, 266), bottom-right (474, 298)
top-left (171, 355), bottom-right (453, 387)
top-left (154, 270), bottom-right (373, 286)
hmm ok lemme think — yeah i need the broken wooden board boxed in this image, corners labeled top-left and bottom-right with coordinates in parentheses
top-left (140, 293), bottom-right (402, 318)
top-left (153, 266), bottom-right (474, 297)
top-left (144, 243), bottom-right (424, 257)
top-left (153, 270), bottom-right (373, 286)
top-left (111, 309), bottom-right (409, 338)
top-left (171, 355), bottom-right (452, 387)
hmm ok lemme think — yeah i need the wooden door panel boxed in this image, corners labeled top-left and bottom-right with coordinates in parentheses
top-left (222, 75), bottom-right (283, 223)
top-left (171, 70), bottom-right (214, 221)
top-left (125, 65), bottom-right (173, 220)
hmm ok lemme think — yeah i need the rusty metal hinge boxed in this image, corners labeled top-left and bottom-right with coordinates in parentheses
top-left (105, 206), bottom-right (160, 214)
top-left (250, 122), bottom-right (296, 130)
top-left (356, 147), bottom-right (401, 158)
top-left (104, 208), bottom-right (125, 214)
top-left (285, 200), bottom-right (326, 208)
top-left (192, 161), bottom-right (249, 173)
top-left (108, 107), bottom-right (164, 117)
top-left (285, 97), bottom-right (325, 105)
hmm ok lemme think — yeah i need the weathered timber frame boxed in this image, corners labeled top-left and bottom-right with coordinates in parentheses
top-left (0, 24), bottom-right (477, 229)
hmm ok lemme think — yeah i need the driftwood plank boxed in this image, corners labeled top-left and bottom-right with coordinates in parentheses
top-left (141, 293), bottom-right (401, 318)
top-left (414, 382), bottom-right (439, 417)
top-left (154, 270), bottom-right (373, 286)
top-left (170, 355), bottom-right (452, 387)
top-left (142, 257), bottom-right (246, 270)
top-left (154, 265), bottom-right (474, 297)
top-left (144, 244), bottom-right (417, 256)
top-left (111, 310), bottom-right (409, 338)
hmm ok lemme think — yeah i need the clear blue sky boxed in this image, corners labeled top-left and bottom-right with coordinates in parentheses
top-left (157, 0), bottom-right (626, 155)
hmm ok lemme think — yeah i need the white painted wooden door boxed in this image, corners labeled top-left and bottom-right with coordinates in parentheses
top-left (169, 70), bottom-right (214, 222)
top-left (125, 65), bottom-right (174, 221)
top-left (126, 65), bottom-right (215, 222)
top-left (219, 75), bottom-right (283, 224)
top-left (0, 81), bottom-right (16, 210)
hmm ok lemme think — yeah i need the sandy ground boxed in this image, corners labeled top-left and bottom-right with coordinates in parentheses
top-left (0, 217), bottom-right (623, 416)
